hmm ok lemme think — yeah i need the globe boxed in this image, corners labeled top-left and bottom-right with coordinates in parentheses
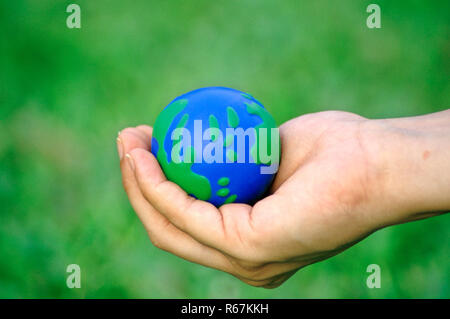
top-left (151, 87), bottom-right (280, 207)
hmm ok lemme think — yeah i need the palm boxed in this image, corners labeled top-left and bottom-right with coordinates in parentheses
top-left (118, 111), bottom-right (377, 288)
top-left (259, 112), bottom-right (380, 259)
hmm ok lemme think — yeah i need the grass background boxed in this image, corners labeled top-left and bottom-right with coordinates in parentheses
top-left (0, 0), bottom-right (448, 298)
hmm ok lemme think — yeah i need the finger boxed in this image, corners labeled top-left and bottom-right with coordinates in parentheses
top-left (135, 125), bottom-right (154, 139)
top-left (270, 120), bottom-right (316, 192)
top-left (128, 147), bottom-right (241, 253)
top-left (118, 128), bottom-right (235, 272)
top-left (118, 127), bottom-right (152, 155)
top-left (119, 127), bottom-right (302, 280)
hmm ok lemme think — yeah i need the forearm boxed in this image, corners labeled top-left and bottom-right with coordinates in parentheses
top-left (365, 109), bottom-right (450, 227)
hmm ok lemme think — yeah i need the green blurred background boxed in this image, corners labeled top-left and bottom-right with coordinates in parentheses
top-left (0, 0), bottom-right (448, 298)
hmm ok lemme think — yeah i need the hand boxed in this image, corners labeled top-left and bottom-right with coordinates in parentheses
top-left (117, 110), bottom-right (450, 288)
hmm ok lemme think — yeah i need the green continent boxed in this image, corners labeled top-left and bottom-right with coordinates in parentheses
top-left (245, 102), bottom-right (280, 165)
top-left (208, 114), bottom-right (220, 141)
top-left (241, 92), bottom-right (255, 101)
top-left (226, 106), bottom-right (240, 128)
top-left (218, 177), bottom-right (230, 186)
top-left (224, 134), bottom-right (233, 147)
top-left (216, 188), bottom-right (230, 197)
top-left (226, 149), bottom-right (237, 162)
top-left (153, 99), bottom-right (212, 200)
top-left (217, 178), bottom-right (231, 198)
top-left (224, 194), bottom-right (237, 204)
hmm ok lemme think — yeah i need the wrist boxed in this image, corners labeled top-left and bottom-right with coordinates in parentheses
top-left (362, 113), bottom-right (450, 227)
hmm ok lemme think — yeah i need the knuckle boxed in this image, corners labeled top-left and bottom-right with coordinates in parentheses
top-left (247, 281), bottom-right (268, 288)
top-left (229, 245), bottom-right (270, 266)
top-left (148, 234), bottom-right (166, 250)
top-left (261, 281), bottom-right (283, 289)
top-left (236, 237), bottom-right (272, 264)
top-left (239, 277), bottom-right (269, 288)
top-left (119, 127), bottom-right (139, 138)
top-left (223, 216), bottom-right (271, 263)
top-left (232, 262), bottom-right (272, 282)
top-left (246, 273), bottom-right (270, 282)
top-left (153, 180), bottom-right (171, 196)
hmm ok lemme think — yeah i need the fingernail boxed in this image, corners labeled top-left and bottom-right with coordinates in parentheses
top-left (117, 137), bottom-right (124, 160)
top-left (125, 153), bottom-right (135, 172)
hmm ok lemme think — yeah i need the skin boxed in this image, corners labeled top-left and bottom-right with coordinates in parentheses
top-left (117, 109), bottom-right (450, 288)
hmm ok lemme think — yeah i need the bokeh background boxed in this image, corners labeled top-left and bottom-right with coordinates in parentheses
top-left (1, 0), bottom-right (449, 298)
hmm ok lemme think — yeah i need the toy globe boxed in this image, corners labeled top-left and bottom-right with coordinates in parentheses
top-left (151, 87), bottom-right (280, 207)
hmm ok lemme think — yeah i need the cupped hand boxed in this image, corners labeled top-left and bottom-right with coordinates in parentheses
top-left (117, 111), bottom-right (394, 288)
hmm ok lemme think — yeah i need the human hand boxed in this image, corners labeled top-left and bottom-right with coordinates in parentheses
top-left (117, 110), bottom-right (449, 288)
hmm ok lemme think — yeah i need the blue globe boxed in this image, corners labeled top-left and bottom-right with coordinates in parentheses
top-left (151, 87), bottom-right (280, 207)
